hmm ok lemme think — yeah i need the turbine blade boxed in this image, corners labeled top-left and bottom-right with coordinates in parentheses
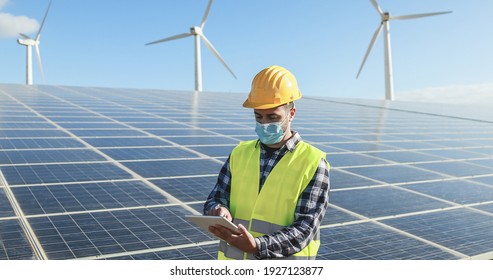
top-left (36, 0), bottom-right (52, 40)
top-left (369, 0), bottom-right (383, 15)
top-left (145, 33), bottom-right (192, 45)
top-left (200, 0), bottom-right (214, 29)
top-left (391, 11), bottom-right (452, 20)
top-left (356, 23), bottom-right (384, 79)
top-left (34, 44), bottom-right (44, 80)
top-left (200, 34), bottom-right (237, 79)
top-left (19, 33), bottom-right (31, 39)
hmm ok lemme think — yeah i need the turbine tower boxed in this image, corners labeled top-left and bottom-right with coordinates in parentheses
top-left (356, 0), bottom-right (451, 100)
top-left (17, 0), bottom-right (52, 85)
top-left (146, 0), bottom-right (236, 92)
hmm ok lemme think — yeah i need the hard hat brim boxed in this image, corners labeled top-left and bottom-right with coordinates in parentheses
top-left (242, 99), bottom-right (298, 109)
top-left (242, 99), bottom-right (282, 109)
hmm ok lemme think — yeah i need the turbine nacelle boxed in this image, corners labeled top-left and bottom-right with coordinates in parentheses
top-left (382, 12), bottom-right (390, 22)
top-left (190, 26), bottom-right (203, 36)
top-left (145, 0), bottom-right (236, 92)
top-left (357, 0), bottom-right (452, 100)
top-left (17, 38), bottom-right (37, 46)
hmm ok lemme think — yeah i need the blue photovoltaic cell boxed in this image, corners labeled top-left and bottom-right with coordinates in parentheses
top-left (325, 142), bottom-right (394, 152)
top-left (0, 149), bottom-right (106, 165)
top-left (329, 169), bottom-right (380, 189)
top-left (0, 116), bottom-right (44, 122)
top-left (322, 205), bottom-right (362, 226)
top-left (427, 140), bottom-right (476, 148)
top-left (317, 223), bottom-right (459, 260)
top-left (1, 163), bottom-right (133, 186)
top-left (82, 137), bottom-right (168, 147)
top-left (12, 181), bottom-right (171, 215)
top-left (58, 123), bottom-right (128, 129)
top-left (471, 175), bottom-right (493, 186)
top-left (105, 244), bottom-right (218, 260)
top-left (70, 129), bottom-right (148, 137)
top-left (0, 130), bottom-right (70, 138)
top-left (191, 122), bottom-right (233, 129)
top-left (28, 206), bottom-right (215, 259)
top-left (167, 136), bottom-right (239, 146)
top-left (144, 129), bottom-right (216, 137)
top-left (382, 208), bottom-right (493, 257)
top-left (130, 123), bottom-right (191, 129)
top-left (0, 188), bottom-right (15, 218)
top-left (390, 133), bottom-right (441, 141)
top-left (0, 219), bottom-right (36, 260)
top-left (326, 153), bottom-right (389, 167)
top-left (208, 128), bottom-right (254, 136)
top-left (364, 151), bottom-right (443, 164)
top-left (336, 133), bottom-right (403, 142)
top-left (100, 147), bottom-right (198, 161)
top-left (413, 161), bottom-right (493, 177)
top-left (343, 165), bottom-right (447, 184)
top-left (188, 145), bottom-right (235, 157)
top-left (469, 159), bottom-right (493, 170)
top-left (111, 117), bottom-right (166, 123)
top-left (380, 140), bottom-right (441, 150)
top-left (420, 149), bottom-right (486, 160)
top-left (473, 204), bottom-right (493, 214)
top-left (302, 134), bottom-right (355, 143)
top-left (0, 122), bottom-right (55, 129)
top-left (186, 202), bottom-right (207, 214)
top-left (0, 138), bottom-right (85, 149)
top-left (310, 143), bottom-right (346, 153)
top-left (48, 117), bottom-right (106, 122)
top-left (122, 159), bottom-right (221, 178)
top-left (150, 176), bottom-right (217, 203)
top-left (467, 147), bottom-right (493, 157)
top-left (404, 180), bottom-right (493, 204)
top-left (330, 187), bottom-right (450, 218)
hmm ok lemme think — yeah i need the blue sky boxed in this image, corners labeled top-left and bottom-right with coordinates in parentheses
top-left (1, 0), bottom-right (492, 102)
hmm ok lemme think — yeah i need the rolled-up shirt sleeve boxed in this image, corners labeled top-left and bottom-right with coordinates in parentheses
top-left (203, 156), bottom-right (232, 215)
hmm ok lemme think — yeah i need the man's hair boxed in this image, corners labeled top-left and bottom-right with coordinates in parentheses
top-left (284, 102), bottom-right (295, 112)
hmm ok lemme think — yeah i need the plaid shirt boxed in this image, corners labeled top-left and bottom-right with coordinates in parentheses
top-left (204, 132), bottom-right (330, 259)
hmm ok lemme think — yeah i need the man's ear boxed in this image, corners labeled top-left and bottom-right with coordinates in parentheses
top-left (289, 107), bottom-right (296, 121)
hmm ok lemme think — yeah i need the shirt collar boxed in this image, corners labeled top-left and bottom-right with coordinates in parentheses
top-left (285, 131), bottom-right (301, 152)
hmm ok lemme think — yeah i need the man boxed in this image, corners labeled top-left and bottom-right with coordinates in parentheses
top-left (203, 65), bottom-right (330, 260)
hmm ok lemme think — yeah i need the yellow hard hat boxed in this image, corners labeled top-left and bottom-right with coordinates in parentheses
top-left (243, 65), bottom-right (302, 109)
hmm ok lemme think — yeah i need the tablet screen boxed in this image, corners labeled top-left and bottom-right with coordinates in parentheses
top-left (185, 215), bottom-right (240, 234)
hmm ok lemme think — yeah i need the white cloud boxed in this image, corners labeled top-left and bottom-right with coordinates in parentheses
top-left (398, 83), bottom-right (493, 107)
top-left (0, 0), bottom-right (8, 9)
top-left (0, 0), bottom-right (39, 38)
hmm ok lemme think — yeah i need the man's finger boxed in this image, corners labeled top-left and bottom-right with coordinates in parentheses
top-left (237, 223), bottom-right (248, 235)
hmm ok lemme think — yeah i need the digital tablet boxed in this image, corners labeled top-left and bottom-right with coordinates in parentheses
top-left (185, 215), bottom-right (240, 234)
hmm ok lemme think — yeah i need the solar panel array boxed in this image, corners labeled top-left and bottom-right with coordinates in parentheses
top-left (1, 84), bottom-right (493, 260)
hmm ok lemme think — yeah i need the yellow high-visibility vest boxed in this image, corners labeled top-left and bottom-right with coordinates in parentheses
top-left (218, 140), bottom-right (328, 260)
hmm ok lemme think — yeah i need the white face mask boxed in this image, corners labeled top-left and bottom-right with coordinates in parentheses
top-left (255, 114), bottom-right (289, 145)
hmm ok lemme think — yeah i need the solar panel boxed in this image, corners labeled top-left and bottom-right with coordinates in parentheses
top-left (0, 219), bottom-right (36, 260)
top-left (1, 83), bottom-right (493, 260)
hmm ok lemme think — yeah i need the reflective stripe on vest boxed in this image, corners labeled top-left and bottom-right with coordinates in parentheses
top-left (218, 140), bottom-right (327, 260)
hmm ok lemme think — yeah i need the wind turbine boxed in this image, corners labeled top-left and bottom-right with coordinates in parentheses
top-left (17, 0), bottom-right (52, 85)
top-left (356, 0), bottom-right (451, 100)
top-left (146, 0), bottom-right (237, 92)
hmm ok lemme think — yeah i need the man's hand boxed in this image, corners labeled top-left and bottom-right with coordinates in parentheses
top-left (209, 224), bottom-right (257, 254)
top-left (208, 205), bottom-right (232, 221)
